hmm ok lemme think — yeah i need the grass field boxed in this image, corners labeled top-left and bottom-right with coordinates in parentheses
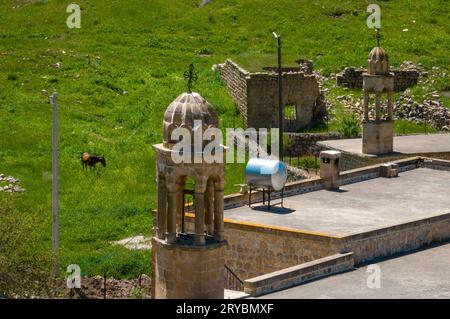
top-left (0, 0), bottom-right (449, 279)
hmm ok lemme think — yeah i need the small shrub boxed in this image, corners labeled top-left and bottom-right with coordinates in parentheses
top-left (300, 156), bottom-right (319, 170)
top-left (7, 74), bottom-right (18, 81)
top-left (0, 198), bottom-right (55, 298)
top-left (197, 48), bottom-right (212, 55)
top-left (337, 115), bottom-right (360, 138)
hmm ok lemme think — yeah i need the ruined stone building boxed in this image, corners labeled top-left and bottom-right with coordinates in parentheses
top-left (336, 61), bottom-right (424, 91)
top-left (219, 60), bottom-right (327, 131)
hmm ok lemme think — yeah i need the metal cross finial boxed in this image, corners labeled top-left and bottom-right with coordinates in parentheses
top-left (376, 28), bottom-right (381, 47)
top-left (183, 63), bottom-right (198, 93)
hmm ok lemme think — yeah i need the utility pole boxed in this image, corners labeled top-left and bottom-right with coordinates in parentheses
top-left (273, 32), bottom-right (283, 159)
top-left (52, 93), bottom-right (60, 277)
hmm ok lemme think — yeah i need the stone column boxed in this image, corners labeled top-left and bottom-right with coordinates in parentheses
top-left (157, 175), bottom-right (167, 240)
top-left (194, 192), bottom-right (206, 245)
top-left (363, 91), bottom-right (369, 121)
top-left (213, 181), bottom-right (224, 241)
top-left (375, 91), bottom-right (381, 121)
top-left (176, 185), bottom-right (184, 234)
top-left (205, 180), bottom-right (215, 235)
top-left (387, 90), bottom-right (393, 121)
top-left (166, 191), bottom-right (178, 244)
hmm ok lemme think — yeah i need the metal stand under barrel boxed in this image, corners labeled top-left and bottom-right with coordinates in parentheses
top-left (248, 186), bottom-right (284, 211)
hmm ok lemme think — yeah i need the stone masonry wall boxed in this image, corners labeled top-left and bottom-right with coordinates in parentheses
top-left (182, 159), bottom-right (450, 283)
top-left (184, 217), bottom-right (340, 280)
top-left (244, 253), bottom-right (354, 297)
top-left (341, 214), bottom-right (450, 264)
top-left (219, 60), bottom-right (249, 124)
top-left (336, 67), bottom-right (421, 91)
top-left (186, 211), bottom-right (450, 281)
top-left (247, 72), bottom-right (325, 130)
top-left (222, 225), bottom-right (340, 280)
top-left (153, 238), bottom-right (226, 299)
top-left (220, 59), bottom-right (327, 131)
top-left (285, 132), bottom-right (340, 157)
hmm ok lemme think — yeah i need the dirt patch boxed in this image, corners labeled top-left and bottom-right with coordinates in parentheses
top-left (60, 275), bottom-right (151, 299)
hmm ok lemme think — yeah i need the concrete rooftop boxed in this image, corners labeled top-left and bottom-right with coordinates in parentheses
top-left (317, 134), bottom-right (450, 157)
top-left (257, 242), bottom-right (450, 299)
top-left (224, 168), bottom-right (450, 237)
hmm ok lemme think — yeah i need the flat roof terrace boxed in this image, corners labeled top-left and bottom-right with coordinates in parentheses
top-left (317, 134), bottom-right (450, 157)
top-left (224, 167), bottom-right (450, 237)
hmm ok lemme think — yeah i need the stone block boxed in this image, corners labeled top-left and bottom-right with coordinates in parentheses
top-left (362, 121), bottom-right (394, 155)
top-left (380, 163), bottom-right (399, 178)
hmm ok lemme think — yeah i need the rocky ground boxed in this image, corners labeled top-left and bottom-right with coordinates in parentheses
top-left (315, 62), bottom-right (449, 132)
top-left (394, 91), bottom-right (450, 131)
top-left (335, 66), bottom-right (449, 131)
top-left (0, 174), bottom-right (25, 193)
top-left (60, 274), bottom-right (151, 299)
top-left (342, 91), bottom-right (450, 131)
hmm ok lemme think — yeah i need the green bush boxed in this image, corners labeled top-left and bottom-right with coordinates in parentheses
top-left (0, 197), bottom-right (55, 298)
top-left (337, 115), bottom-right (361, 138)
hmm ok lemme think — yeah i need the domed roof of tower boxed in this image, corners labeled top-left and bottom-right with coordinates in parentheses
top-left (367, 46), bottom-right (390, 75)
top-left (163, 92), bottom-right (218, 148)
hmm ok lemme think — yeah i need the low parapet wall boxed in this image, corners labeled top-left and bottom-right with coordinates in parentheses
top-left (317, 138), bottom-right (450, 171)
top-left (222, 156), bottom-right (421, 210)
top-left (182, 157), bottom-right (450, 282)
top-left (244, 253), bottom-right (354, 297)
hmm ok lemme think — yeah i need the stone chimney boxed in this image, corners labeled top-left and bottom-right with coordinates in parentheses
top-left (320, 150), bottom-right (341, 190)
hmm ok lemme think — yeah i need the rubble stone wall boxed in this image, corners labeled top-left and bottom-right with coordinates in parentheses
top-left (284, 132), bottom-right (340, 157)
top-left (220, 59), bottom-right (327, 131)
top-left (336, 67), bottom-right (421, 91)
top-left (219, 60), bottom-right (249, 124)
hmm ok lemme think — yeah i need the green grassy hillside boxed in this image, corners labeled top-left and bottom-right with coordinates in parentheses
top-left (0, 0), bottom-right (449, 278)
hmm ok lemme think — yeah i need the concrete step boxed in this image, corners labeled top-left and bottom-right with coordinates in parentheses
top-left (244, 252), bottom-right (355, 297)
top-left (224, 289), bottom-right (250, 299)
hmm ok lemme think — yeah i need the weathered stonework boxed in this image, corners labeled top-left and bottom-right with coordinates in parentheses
top-left (219, 59), bottom-right (327, 131)
top-left (183, 157), bottom-right (450, 284)
top-left (152, 91), bottom-right (227, 299)
top-left (243, 253), bottom-right (354, 296)
top-left (336, 65), bottom-right (422, 91)
top-left (362, 121), bottom-right (394, 155)
top-left (185, 218), bottom-right (341, 280)
top-left (320, 150), bottom-right (341, 190)
top-left (340, 214), bottom-right (450, 264)
top-left (153, 237), bottom-right (226, 299)
top-left (284, 132), bottom-right (340, 157)
top-left (362, 46), bottom-right (395, 155)
top-left (187, 204), bottom-right (450, 282)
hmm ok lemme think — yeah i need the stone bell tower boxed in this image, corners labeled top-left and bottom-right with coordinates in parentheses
top-left (152, 89), bottom-right (227, 299)
top-left (362, 45), bottom-right (395, 155)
